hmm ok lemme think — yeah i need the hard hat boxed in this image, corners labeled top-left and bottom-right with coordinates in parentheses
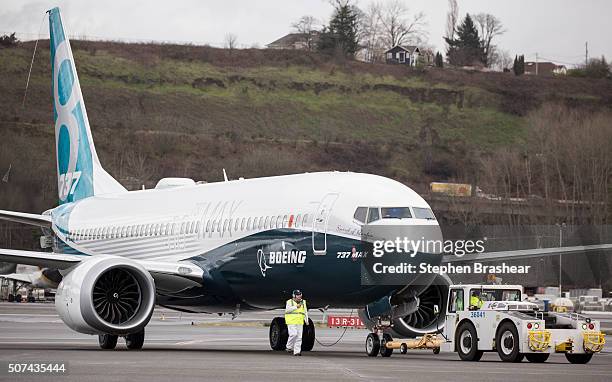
top-left (292, 289), bottom-right (302, 296)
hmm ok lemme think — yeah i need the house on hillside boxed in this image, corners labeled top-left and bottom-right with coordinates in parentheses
top-left (266, 32), bottom-right (320, 50)
top-left (525, 61), bottom-right (567, 76)
top-left (385, 45), bottom-right (429, 66)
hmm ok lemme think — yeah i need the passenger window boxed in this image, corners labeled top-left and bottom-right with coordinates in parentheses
top-left (296, 214), bottom-right (302, 227)
top-left (353, 207), bottom-right (367, 223)
top-left (282, 215), bottom-right (288, 228)
top-left (303, 214), bottom-right (309, 226)
top-left (247, 217), bottom-right (252, 230)
top-left (264, 216), bottom-right (270, 229)
top-left (367, 208), bottom-right (380, 223)
top-left (448, 289), bottom-right (464, 313)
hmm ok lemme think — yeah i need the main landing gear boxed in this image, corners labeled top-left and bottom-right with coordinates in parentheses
top-left (98, 328), bottom-right (146, 350)
top-left (269, 317), bottom-right (315, 352)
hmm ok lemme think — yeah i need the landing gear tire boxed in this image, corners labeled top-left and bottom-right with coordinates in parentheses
top-left (400, 343), bottom-right (408, 354)
top-left (125, 329), bottom-right (145, 350)
top-left (565, 353), bottom-right (593, 364)
top-left (496, 322), bottom-right (522, 362)
top-left (526, 353), bottom-right (549, 363)
top-left (7, 294), bottom-right (14, 302)
top-left (269, 317), bottom-right (288, 351)
top-left (456, 322), bottom-right (483, 361)
top-left (379, 333), bottom-right (393, 357)
top-left (433, 347), bottom-right (441, 355)
top-left (301, 318), bottom-right (315, 352)
top-left (365, 333), bottom-right (380, 357)
top-left (98, 334), bottom-right (118, 350)
top-left (15, 294), bottom-right (22, 303)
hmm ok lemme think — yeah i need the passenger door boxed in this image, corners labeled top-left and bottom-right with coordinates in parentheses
top-left (312, 193), bottom-right (339, 255)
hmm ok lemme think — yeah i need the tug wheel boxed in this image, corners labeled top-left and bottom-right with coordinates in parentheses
top-left (456, 322), bottom-right (482, 361)
top-left (565, 353), bottom-right (593, 364)
top-left (525, 353), bottom-right (549, 363)
top-left (496, 322), bottom-right (522, 362)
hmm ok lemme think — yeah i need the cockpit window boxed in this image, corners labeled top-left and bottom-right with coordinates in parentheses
top-left (353, 207), bottom-right (367, 223)
top-left (367, 207), bottom-right (380, 223)
top-left (413, 207), bottom-right (436, 220)
top-left (381, 207), bottom-right (412, 219)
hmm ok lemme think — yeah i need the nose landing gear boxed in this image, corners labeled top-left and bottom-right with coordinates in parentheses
top-left (365, 330), bottom-right (395, 357)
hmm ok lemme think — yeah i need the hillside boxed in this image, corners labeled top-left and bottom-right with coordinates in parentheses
top-left (1, 40), bottom-right (611, 220)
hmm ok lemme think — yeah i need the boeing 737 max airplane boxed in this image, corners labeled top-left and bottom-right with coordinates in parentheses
top-left (1, 8), bottom-right (609, 351)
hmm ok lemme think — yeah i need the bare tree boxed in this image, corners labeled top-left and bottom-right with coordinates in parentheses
top-left (380, 0), bottom-right (427, 48)
top-left (291, 15), bottom-right (320, 51)
top-left (445, 0), bottom-right (459, 41)
top-left (360, 1), bottom-right (384, 62)
top-left (473, 13), bottom-right (505, 67)
top-left (490, 48), bottom-right (512, 71)
top-left (224, 33), bottom-right (238, 51)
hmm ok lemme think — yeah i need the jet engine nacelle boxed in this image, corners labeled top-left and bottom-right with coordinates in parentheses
top-left (359, 273), bottom-right (452, 338)
top-left (55, 256), bottom-right (155, 335)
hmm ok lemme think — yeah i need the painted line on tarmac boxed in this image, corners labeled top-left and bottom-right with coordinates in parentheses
top-left (174, 337), bottom-right (263, 345)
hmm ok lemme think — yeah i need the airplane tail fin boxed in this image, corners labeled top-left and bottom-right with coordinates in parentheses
top-left (48, 7), bottom-right (126, 204)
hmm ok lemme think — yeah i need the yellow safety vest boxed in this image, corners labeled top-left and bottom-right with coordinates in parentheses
top-left (285, 299), bottom-right (307, 325)
top-left (470, 295), bottom-right (483, 309)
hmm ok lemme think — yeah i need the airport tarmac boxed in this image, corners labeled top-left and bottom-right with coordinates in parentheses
top-left (0, 302), bottom-right (611, 382)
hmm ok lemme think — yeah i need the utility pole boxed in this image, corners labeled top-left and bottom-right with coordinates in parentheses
top-left (585, 41), bottom-right (588, 66)
top-left (556, 222), bottom-right (566, 297)
top-left (535, 52), bottom-right (539, 75)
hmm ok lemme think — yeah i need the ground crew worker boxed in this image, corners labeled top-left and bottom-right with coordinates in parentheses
top-left (470, 290), bottom-right (484, 310)
top-left (285, 289), bottom-right (308, 356)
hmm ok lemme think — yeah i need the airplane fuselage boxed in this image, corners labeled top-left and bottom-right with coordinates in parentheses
top-left (49, 171), bottom-right (441, 313)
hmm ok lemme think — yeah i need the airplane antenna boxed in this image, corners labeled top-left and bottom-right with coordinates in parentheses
top-left (223, 169), bottom-right (228, 182)
top-left (22, 13), bottom-right (47, 108)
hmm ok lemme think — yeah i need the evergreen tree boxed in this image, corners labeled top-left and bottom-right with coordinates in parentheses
top-left (513, 54), bottom-right (525, 75)
top-left (318, 1), bottom-right (360, 58)
top-left (444, 14), bottom-right (485, 66)
top-left (513, 55), bottom-right (519, 75)
top-left (435, 52), bottom-right (444, 68)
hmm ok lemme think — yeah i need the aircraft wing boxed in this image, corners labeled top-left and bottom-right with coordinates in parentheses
top-left (442, 244), bottom-right (612, 263)
top-left (0, 248), bottom-right (203, 282)
top-left (0, 209), bottom-right (52, 228)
